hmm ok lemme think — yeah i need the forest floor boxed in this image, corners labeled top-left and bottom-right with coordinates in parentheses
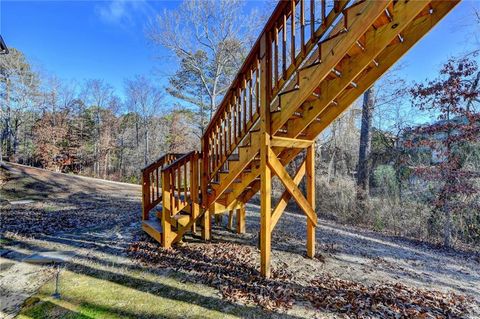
top-left (1, 163), bottom-right (479, 318)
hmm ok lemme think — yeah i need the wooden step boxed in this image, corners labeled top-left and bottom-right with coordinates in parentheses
top-left (173, 214), bottom-right (191, 228)
top-left (142, 219), bottom-right (162, 244)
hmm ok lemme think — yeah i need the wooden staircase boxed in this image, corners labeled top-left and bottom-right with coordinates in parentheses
top-left (141, 0), bottom-right (460, 277)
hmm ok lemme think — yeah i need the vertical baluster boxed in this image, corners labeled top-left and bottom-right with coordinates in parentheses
top-left (219, 121), bottom-right (223, 162)
top-left (149, 172), bottom-right (153, 203)
top-left (223, 116), bottom-right (228, 158)
top-left (215, 132), bottom-right (218, 170)
top-left (300, 0), bottom-right (305, 56)
top-left (171, 169), bottom-right (175, 212)
top-left (310, 0), bottom-right (315, 39)
top-left (177, 167), bottom-right (181, 207)
top-left (291, 0), bottom-right (296, 64)
top-left (216, 127), bottom-right (219, 168)
top-left (243, 79), bottom-right (247, 131)
top-left (237, 88), bottom-right (242, 136)
top-left (228, 103), bottom-right (232, 152)
top-left (282, 13), bottom-right (287, 78)
top-left (322, 0), bottom-right (326, 24)
top-left (256, 59), bottom-right (260, 115)
top-left (233, 95), bottom-right (237, 144)
top-left (184, 162), bottom-right (187, 203)
top-left (208, 135), bottom-right (212, 174)
top-left (274, 23), bottom-right (279, 86)
top-left (156, 167), bottom-right (159, 200)
top-left (212, 134), bottom-right (215, 172)
top-left (249, 70), bottom-right (253, 122)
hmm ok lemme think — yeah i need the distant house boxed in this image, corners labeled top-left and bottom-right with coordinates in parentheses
top-left (0, 35), bottom-right (8, 54)
top-left (400, 116), bottom-right (480, 164)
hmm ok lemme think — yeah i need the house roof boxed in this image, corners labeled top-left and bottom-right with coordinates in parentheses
top-left (0, 35), bottom-right (8, 54)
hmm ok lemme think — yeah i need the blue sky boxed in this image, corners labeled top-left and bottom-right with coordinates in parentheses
top-left (1, 0), bottom-right (479, 100)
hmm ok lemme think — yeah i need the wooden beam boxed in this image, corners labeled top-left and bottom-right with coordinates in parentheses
top-left (270, 136), bottom-right (314, 148)
top-left (218, 0), bottom-right (460, 224)
top-left (259, 32), bottom-right (272, 278)
top-left (271, 159), bottom-right (306, 230)
top-left (267, 148), bottom-right (317, 227)
top-left (237, 204), bottom-right (246, 234)
top-left (271, 1), bottom-right (391, 134)
top-left (286, 0), bottom-right (431, 139)
top-left (306, 143), bottom-right (315, 258)
top-left (304, 0), bottom-right (460, 140)
top-left (270, 0), bottom-right (459, 183)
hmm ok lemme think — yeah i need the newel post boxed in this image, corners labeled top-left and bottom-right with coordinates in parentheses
top-left (161, 170), bottom-right (172, 248)
top-left (259, 31), bottom-right (272, 278)
top-left (142, 170), bottom-right (150, 220)
top-left (201, 135), bottom-right (211, 240)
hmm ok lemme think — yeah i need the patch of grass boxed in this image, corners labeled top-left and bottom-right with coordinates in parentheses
top-left (0, 175), bottom-right (49, 202)
top-left (0, 237), bottom-right (12, 245)
top-left (43, 204), bottom-right (60, 212)
top-left (17, 264), bottom-right (268, 319)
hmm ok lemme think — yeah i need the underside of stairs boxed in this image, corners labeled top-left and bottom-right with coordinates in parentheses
top-left (141, 0), bottom-right (460, 277)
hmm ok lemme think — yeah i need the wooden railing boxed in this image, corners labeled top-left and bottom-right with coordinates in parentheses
top-left (162, 151), bottom-right (201, 217)
top-left (141, 153), bottom-right (183, 220)
top-left (201, 0), bottom-right (350, 197)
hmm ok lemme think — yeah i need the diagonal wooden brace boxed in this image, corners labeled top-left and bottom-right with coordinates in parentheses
top-left (271, 159), bottom-right (306, 230)
top-left (267, 148), bottom-right (317, 227)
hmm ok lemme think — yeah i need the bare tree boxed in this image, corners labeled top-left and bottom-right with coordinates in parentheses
top-left (124, 75), bottom-right (163, 166)
top-left (147, 0), bottom-right (258, 132)
top-left (0, 48), bottom-right (39, 162)
top-left (81, 79), bottom-right (115, 178)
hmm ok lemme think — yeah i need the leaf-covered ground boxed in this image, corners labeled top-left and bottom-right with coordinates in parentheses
top-left (1, 163), bottom-right (479, 318)
top-left (127, 238), bottom-right (474, 318)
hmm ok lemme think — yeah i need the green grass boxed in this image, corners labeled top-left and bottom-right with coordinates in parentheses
top-left (17, 263), bottom-right (270, 319)
top-left (0, 172), bottom-right (49, 202)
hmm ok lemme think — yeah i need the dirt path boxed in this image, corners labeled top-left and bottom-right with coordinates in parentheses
top-left (1, 163), bottom-right (479, 318)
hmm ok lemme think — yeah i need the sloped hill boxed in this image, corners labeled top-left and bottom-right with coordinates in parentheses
top-left (0, 163), bottom-right (140, 236)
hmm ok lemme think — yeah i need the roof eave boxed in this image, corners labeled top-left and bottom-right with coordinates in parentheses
top-left (0, 35), bottom-right (9, 55)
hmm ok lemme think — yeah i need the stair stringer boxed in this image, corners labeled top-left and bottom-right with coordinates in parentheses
top-left (221, 0), bottom-right (461, 212)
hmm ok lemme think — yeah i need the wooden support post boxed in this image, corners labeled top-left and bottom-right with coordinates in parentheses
top-left (237, 204), bottom-right (246, 234)
top-left (202, 209), bottom-right (211, 241)
top-left (306, 143), bottom-right (316, 258)
top-left (259, 32), bottom-right (272, 278)
top-left (161, 171), bottom-right (172, 248)
top-left (141, 172), bottom-right (149, 220)
top-left (228, 210), bottom-right (234, 230)
top-left (191, 153), bottom-right (199, 235)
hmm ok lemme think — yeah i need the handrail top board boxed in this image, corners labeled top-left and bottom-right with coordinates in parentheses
top-left (141, 153), bottom-right (185, 172)
top-left (162, 150), bottom-right (199, 172)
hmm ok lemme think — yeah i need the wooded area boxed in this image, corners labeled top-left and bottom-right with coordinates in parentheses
top-left (1, 0), bottom-right (478, 251)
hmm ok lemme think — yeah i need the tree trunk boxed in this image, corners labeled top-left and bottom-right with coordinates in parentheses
top-left (144, 127), bottom-right (149, 166)
top-left (443, 202), bottom-right (453, 248)
top-left (357, 87), bottom-right (375, 200)
top-left (0, 134), bottom-right (3, 165)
